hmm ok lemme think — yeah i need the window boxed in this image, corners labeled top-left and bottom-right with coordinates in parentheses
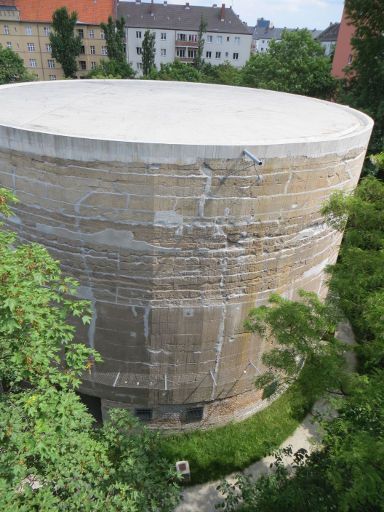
top-left (207, 35), bottom-right (212, 43)
top-left (185, 407), bottom-right (204, 423)
top-left (101, 46), bottom-right (108, 55)
top-left (135, 408), bottom-right (153, 422)
top-left (29, 58), bottom-right (37, 68)
top-left (136, 46), bottom-right (142, 55)
top-left (235, 36), bottom-right (240, 45)
top-left (215, 51), bottom-right (221, 59)
top-left (217, 35), bottom-right (222, 44)
top-left (25, 25), bottom-right (32, 35)
top-left (227, 36), bottom-right (230, 42)
top-left (233, 52), bottom-right (239, 60)
top-left (49, 74), bottom-right (56, 80)
top-left (100, 30), bottom-right (105, 39)
top-left (137, 62), bottom-right (143, 70)
top-left (77, 28), bottom-right (84, 39)
top-left (6, 41), bottom-right (12, 49)
top-left (176, 48), bottom-right (185, 58)
top-left (80, 45), bottom-right (85, 54)
top-left (348, 54), bottom-right (353, 64)
top-left (161, 32), bottom-right (166, 40)
top-left (90, 45), bottom-right (95, 55)
top-left (188, 34), bottom-right (197, 42)
top-left (27, 43), bottom-right (35, 52)
top-left (262, 39), bottom-right (265, 44)
top-left (46, 43), bottom-right (52, 52)
top-left (177, 33), bottom-right (186, 41)
top-left (136, 30), bottom-right (142, 38)
top-left (161, 48), bottom-right (166, 56)
top-left (44, 26), bottom-right (51, 36)
top-left (91, 61), bottom-right (97, 69)
top-left (206, 51), bottom-right (211, 58)
top-left (188, 49), bottom-right (197, 59)
top-left (47, 59), bottom-right (55, 68)
top-left (88, 29), bottom-right (94, 38)
top-left (79, 60), bottom-right (86, 70)
top-left (3, 25), bottom-right (9, 35)
top-left (225, 51), bottom-right (228, 57)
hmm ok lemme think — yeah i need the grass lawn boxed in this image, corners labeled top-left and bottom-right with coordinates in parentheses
top-left (159, 383), bottom-right (312, 484)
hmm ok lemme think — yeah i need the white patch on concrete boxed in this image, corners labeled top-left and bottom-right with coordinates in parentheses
top-left (154, 210), bottom-right (183, 226)
top-left (302, 258), bottom-right (329, 279)
top-left (198, 165), bottom-right (212, 218)
top-left (143, 305), bottom-right (150, 341)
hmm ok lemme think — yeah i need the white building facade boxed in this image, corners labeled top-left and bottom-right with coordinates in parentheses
top-left (119, 1), bottom-right (252, 75)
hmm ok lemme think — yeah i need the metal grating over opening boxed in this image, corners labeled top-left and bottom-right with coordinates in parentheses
top-left (185, 407), bottom-right (204, 423)
top-left (135, 408), bottom-right (153, 422)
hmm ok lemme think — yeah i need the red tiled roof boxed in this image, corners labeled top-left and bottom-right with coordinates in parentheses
top-left (15, 0), bottom-right (116, 24)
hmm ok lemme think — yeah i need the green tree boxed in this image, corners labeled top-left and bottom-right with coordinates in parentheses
top-left (194, 16), bottom-right (207, 69)
top-left (156, 60), bottom-right (202, 82)
top-left (201, 62), bottom-right (241, 85)
top-left (49, 7), bottom-right (82, 78)
top-left (218, 370), bottom-right (384, 512)
top-left (0, 45), bottom-right (35, 84)
top-left (321, 174), bottom-right (384, 370)
top-left (241, 29), bottom-right (336, 99)
top-left (245, 290), bottom-right (347, 401)
top-left (100, 16), bottom-right (126, 63)
top-left (88, 59), bottom-right (135, 79)
top-left (0, 188), bottom-right (180, 511)
top-left (142, 29), bottom-right (156, 76)
top-left (340, 0), bottom-right (384, 152)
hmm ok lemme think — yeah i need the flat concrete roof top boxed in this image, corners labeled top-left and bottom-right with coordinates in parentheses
top-left (0, 80), bottom-right (372, 147)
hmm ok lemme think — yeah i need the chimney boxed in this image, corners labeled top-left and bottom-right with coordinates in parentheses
top-left (220, 3), bottom-right (225, 22)
top-left (185, 2), bottom-right (190, 9)
top-left (135, 0), bottom-right (141, 4)
top-left (164, 0), bottom-right (167, 5)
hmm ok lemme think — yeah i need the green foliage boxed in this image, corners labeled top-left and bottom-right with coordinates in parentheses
top-left (160, 383), bottom-right (312, 484)
top-left (245, 290), bottom-right (346, 400)
top-left (218, 371), bottom-right (384, 512)
top-left (100, 16), bottom-right (126, 63)
top-left (341, 0), bottom-right (384, 152)
top-left (201, 62), bottom-right (241, 85)
top-left (241, 29), bottom-right (336, 99)
top-left (49, 7), bottom-right (82, 78)
top-left (194, 16), bottom-right (207, 69)
top-left (322, 176), bottom-right (384, 368)
top-left (0, 45), bottom-right (35, 85)
top-left (0, 189), bottom-right (180, 511)
top-left (142, 29), bottom-right (156, 76)
top-left (155, 60), bottom-right (203, 82)
top-left (88, 59), bottom-right (135, 79)
top-left (0, 389), bottom-right (181, 511)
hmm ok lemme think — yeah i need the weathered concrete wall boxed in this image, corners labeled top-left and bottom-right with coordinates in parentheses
top-left (0, 81), bottom-right (373, 427)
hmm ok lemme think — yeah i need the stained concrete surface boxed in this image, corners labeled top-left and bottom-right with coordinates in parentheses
top-left (0, 81), bottom-right (371, 427)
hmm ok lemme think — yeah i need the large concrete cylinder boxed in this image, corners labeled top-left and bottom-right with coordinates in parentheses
top-left (0, 81), bottom-right (372, 428)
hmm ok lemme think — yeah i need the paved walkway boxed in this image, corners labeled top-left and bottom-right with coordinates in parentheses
top-left (175, 322), bottom-right (355, 512)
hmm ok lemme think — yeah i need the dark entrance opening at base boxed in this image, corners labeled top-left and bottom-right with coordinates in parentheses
top-left (77, 392), bottom-right (103, 424)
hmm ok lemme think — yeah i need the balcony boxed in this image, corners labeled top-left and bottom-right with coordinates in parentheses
top-left (175, 40), bottom-right (199, 47)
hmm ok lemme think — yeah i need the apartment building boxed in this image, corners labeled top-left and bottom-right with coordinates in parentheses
top-left (118, 1), bottom-right (252, 75)
top-left (251, 18), bottom-right (322, 53)
top-left (0, 0), bottom-right (116, 80)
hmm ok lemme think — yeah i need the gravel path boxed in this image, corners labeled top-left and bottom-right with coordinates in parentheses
top-left (175, 322), bottom-right (355, 512)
